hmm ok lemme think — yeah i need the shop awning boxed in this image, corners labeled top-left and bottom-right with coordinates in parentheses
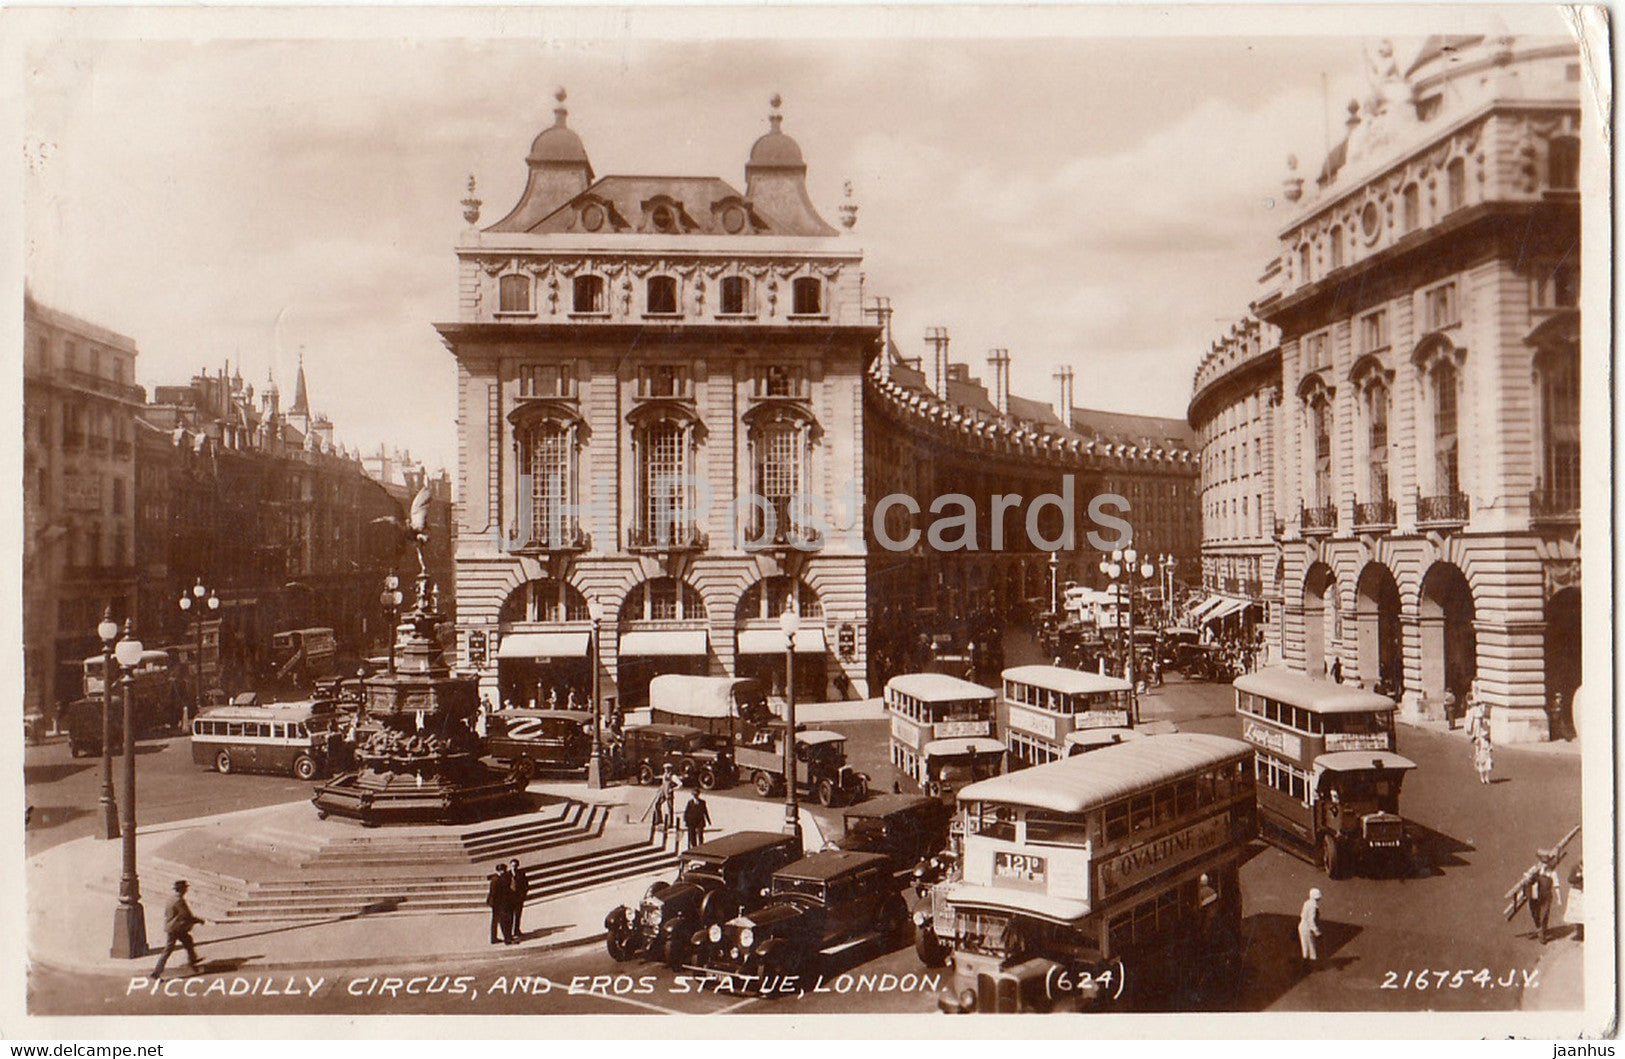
top-left (735, 628), bottom-right (827, 655)
top-left (618, 629), bottom-right (709, 657)
top-left (1202, 598), bottom-right (1250, 625)
top-left (1186, 596), bottom-right (1227, 620)
top-left (496, 631), bottom-right (591, 660)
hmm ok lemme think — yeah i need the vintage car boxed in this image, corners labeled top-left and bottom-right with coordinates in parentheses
top-left (830, 794), bottom-right (953, 870)
top-left (910, 848), bottom-right (961, 967)
top-left (604, 830), bottom-right (802, 966)
top-left (484, 708), bottom-right (594, 779)
top-left (686, 850), bottom-right (910, 992)
top-left (734, 722), bottom-right (868, 806)
top-left (617, 723), bottom-right (738, 789)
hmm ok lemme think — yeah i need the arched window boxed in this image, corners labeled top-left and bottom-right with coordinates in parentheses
top-left (518, 419), bottom-right (577, 546)
top-left (1308, 393), bottom-right (1333, 508)
top-left (747, 416), bottom-right (812, 545)
top-left (1297, 244), bottom-right (1313, 284)
top-left (499, 274), bottom-right (531, 314)
top-left (1364, 379), bottom-right (1390, 502)
top-left (623, 577), bottom-right (706, 623)
top-left (573, 275), bottom-right (605, 313)
top-left (1328, 225), bottom-right (1344, 269)
top-left (1431, 360), bottom-right (1460, 496)
top-left (737, 577), bottom-right (823, 620)
top-left (791, 276), bottom-right (822, 315)
top-left (499, 578), bottom-right (589, 624)
top-left (720, 276), bottom-right (751, 316)
top-left (1402, 184), bottom-right (1421, 232)
top-left (1548, 136), bottom-right (1580, 191)
top-left (646, 276), bottom-right (679, 315)
top-left (1537, 348), bottom-right (1580, 511)
top-left (632, 417), bottom-right (698, 546)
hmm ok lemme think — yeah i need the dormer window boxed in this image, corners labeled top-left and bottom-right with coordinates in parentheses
top-left (499, 274), bottom-right (532, 314)
top-left (646, 276), bottom-right (679, 315)
top-left (720, 276), bottom-right (752, 316)
top-left (573, 274), bottom-right (606, 314)
top-left (791, 276), bottom-right (823, 316)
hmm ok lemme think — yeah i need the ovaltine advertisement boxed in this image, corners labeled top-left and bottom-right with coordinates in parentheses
top-left (12, 3), bottom-right (1610, 1041)
top-left (1097, 814), bottom-right (1231, 898)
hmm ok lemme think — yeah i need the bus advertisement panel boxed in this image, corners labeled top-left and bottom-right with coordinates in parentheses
top-left (1233, 668), bottom-right (1418, 879)
top-left (929, 733), bottom-right (1256, 1013)
top-left (997, 665), bottom-right (1134, 768)
top-left (885, 673), bottom-right (1004, 797)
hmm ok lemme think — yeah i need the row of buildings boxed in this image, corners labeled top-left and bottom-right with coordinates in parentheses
top-left (1188, 35), bottom-right (1584, 742)
top-left (22, 292), bottom-right (451, 719)
top-left (443, 92), bottom-right (1200, 712)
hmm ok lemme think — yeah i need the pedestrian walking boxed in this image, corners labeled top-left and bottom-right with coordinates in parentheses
top-left (1473, 729), bottom-right (1494, 785)
top-left (683, 791), bottom-right (711, 850)
top-left (1528, 851), bottom-right (1561, 944)
top-left (1298, 888), bottom-right (1322, 965)
top-left (487, 863), bottom-right (513, 945)
top-left (507, 858), bottom-right (528, 942)
top-left (151, 880), bottom-right (205, 979)
top-left (1329, 657), bottom-right (1342, 684)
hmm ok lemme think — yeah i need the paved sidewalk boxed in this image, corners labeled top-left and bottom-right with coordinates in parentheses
top-left (1401, 715), bottom-right (1582, 758)
top-left (28, 783), bottom-right (828, 980)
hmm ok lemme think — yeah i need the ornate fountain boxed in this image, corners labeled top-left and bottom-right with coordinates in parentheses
top-left (312, 490), bottom-right (523, 824)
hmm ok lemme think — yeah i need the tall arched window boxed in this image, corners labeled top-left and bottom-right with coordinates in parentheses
top-left (632, 417), bottom-right (698, 547)
top-left (623, 577), bottom-right (706, 622)
top-left (748, 417), bottom-right (812, 545)
top-left (1311, 395), bottom-right (1333, 508)
top-left (1364, 379), bottom-right (1390, 501)
top-left (1538, 348), bottom-right (1580, 511)
top-left (1432, 360), bottom-right (1460, 496)
top-left (519, 419), bottom-right (577, 546)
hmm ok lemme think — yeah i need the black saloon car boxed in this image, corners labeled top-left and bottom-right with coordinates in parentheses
top-left (685, 850), bottom-right (909, 992)
top-left (604, 830), bottom-right (802, 966)
top-left (485, 708), bottom-right (594, 778)
top-left (831, 794), bottom-right (953, 869)
top-left (617, 723), bottom-right (738, 789)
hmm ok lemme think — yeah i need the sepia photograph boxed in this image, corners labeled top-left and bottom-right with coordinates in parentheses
top-left (6, 3), bottom-right (1612, 1038)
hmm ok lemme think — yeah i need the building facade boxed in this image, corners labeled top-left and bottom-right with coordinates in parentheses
top-left (1187, 315), bottom-right (1283, 641)
top-left (1252, 35), bottom-right (1582, 742)
top-left (864, 325), bottom-right (1199, 687)
top-left (22, 293), bottom-right (144, 720)
top-left (444, 94), bottom-right (874, 711)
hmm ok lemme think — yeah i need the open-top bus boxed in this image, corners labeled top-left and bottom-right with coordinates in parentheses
top-left (885, 673), bottom-right (1005, 797)
top-left (929, 733), bottom-right (1256, 1013)
top-left (1233, 668), bottom-right (1417, 878)
top-left (998, 665), bottom-right (1135, 769)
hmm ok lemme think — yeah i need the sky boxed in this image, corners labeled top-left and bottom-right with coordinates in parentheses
top-left (19, 6), bottom-right (1576, 476)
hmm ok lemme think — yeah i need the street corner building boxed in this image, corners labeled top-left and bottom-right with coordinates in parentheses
top-left (440, 93), bottom-right (875, 713)
top-left (1188, 35), bottom-right (1583, 743)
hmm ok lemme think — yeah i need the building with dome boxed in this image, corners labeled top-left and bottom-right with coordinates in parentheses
top-left (441, 93), bottom-right (874, 710)
top-left (1201, 34), bottom-right (1585, 742)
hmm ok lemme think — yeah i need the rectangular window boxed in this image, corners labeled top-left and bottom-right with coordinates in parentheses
top-left (753, 365), bottom-right (806, 398)
top-left (646, 276), bottom-right (679, 315)
top-left (572, 275), bottom-right (606, 313)
top-left (1424, 282), bottom-right (1459, 330)
top-left (1447, 158), bottom-right (1467, 213)
top-left (519, 364), bottom-right (572, 398)
top-left (1358, 309), bottom-right (1389, 354)
top-left (720, 276), bottom-right (751, 316)
top-left (498, 274), bottom-right (532, 314)
top-left (1303, 332), bottom-right (1330, 371)
top-left (637, 365), bottom-right (692, 398)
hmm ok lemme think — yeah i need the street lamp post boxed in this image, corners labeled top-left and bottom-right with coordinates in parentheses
top-left (1099, 547), bottom-right (1156, 724)
top-left (1048, 551), bottom-right (1060, 616)
top-left (110, 621), bottom-right (148, 959)
top-left (586, 599), bottom-right (606, 789)
top-left (779, 606), bottom-right (802, 845)
top-left (97, 607), bottom-right (120, 841)
top-left (379, 573), bottom-right (404, 674)
top-left (177, 579), bottom-right (220, 725)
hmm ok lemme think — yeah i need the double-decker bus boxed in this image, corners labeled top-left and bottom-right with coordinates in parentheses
top-left (931, 733), bottom-right (1256, 1013)
top-left (885, 673), bottom-right (1005, 797)
top-left (66, 651), bottom-right (183, 756)
top-left (998, 665), bottom-right (1134, 768)
top-left (1233, 668), bottom-right (1417, 878)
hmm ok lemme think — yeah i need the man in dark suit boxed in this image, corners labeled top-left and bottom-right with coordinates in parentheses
top-left (487, 863), bottom-right (512, 945)
top-left (507, 858), bottom-right (529, 942)
top-left (683, 791), bottom-right (711, 850)
top-left (151, 880), bottom-right (204, 979)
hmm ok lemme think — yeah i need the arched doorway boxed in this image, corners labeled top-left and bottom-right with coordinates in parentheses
top-left (734, 576), bottom-right (826, 700)
top-left (617, 577), bottom-right (709, 709)
top-left (1545, 587), bottom-right (1580, 737)
top-left (496, 578), bottom-right (591, 709)
top-left (1302, 562), bottom-right (1338, 676)
top-left (1353, 563), bottom-right (1403, 695)
top-left (1418, 563), bottom-right (1476, 713)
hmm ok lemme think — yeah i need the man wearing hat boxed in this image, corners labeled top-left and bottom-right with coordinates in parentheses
top-left (1298, 888), bottom-right (1322, 965)
top-left (151, 880), bottom-right (204, 979)
top-left (1528, 850), bottom-right (1562, 944)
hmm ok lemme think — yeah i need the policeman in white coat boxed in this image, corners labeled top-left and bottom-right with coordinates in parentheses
top-left (1299, 888), bottom-right (1322, 963)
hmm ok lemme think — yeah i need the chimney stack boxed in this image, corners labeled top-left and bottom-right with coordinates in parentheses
top-left (1053, 366), bottom-right (1075, 428)
top-left (925, 327), bottom-right (950, 398)
top-left (867, 297), bottom-right (894, 380)
top-left (988, 349), bottom-right (1011, 416)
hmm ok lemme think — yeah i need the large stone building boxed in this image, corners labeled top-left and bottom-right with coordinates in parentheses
top-left (864, 327), bottom-right (1199, 686)
top-left (22, 293), bottom-right (144, 719)
top-left (442, 94), bottom-right (875, 710)
top-left (1237, 34), bottom-right (1582, 742)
